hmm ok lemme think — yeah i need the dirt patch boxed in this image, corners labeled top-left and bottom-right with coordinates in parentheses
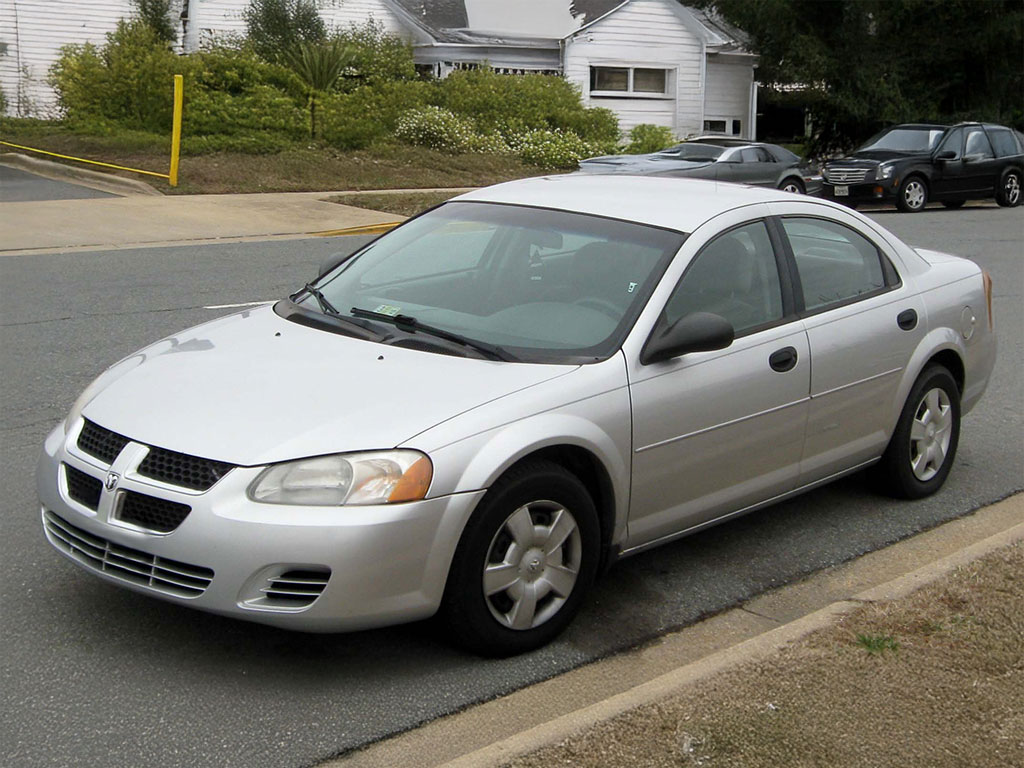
top-left (506, 542), bottom-right (1024, 768)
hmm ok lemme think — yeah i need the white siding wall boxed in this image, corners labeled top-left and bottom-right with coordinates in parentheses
top-left (704, 56), bottom-right (753, 138)
top-left (563, 0), bottom-right (704, 139)
top-left (0, 0), bottom-right (407, 117)
top-left (0, 0), bottom-right (168, 117)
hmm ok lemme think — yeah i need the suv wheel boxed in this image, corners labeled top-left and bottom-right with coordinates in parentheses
top-left (996, 169), bottom-right (1021, 207)
top-left (896, 176), bottom-right (928, 212)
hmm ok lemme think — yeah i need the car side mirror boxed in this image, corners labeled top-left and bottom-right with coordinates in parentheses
top-left (935, 150), bottom-right (956, 161)
top-left (640, 312), bottom-right (735, 365)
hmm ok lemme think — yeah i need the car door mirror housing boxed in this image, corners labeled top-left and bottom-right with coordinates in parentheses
top-left (935, 150), bottom-right (957, 161)
top-left (641, 312), bottom-right (735, 365)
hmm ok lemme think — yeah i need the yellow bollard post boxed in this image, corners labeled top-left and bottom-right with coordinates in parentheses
top-left (169, 74), bottom-right (183, 187)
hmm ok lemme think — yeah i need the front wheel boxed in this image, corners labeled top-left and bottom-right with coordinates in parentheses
top-left (440, 462), bottom-right (599, 656)
top-left (996, 169), bottom-right (1021, 207)
top-left (896, 176), bottom-right (928, 212)
top-left (875, 365), bottom-right (961, 499)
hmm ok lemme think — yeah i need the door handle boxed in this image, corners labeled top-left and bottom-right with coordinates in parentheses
top-left (897, 309), bottom-right (918, 331)
top-left (769, 346), bottom-right (798, 373)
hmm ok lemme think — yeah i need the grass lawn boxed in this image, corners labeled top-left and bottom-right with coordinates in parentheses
top-left (327, 190), bottom-right (463, 217)
top-left (0, 120), bottom-right (539, 195)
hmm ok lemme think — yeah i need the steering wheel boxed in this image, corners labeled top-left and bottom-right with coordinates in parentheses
top-left (573, 297), bottom-right (623, 320)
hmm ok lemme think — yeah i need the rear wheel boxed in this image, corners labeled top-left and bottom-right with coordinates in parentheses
top-left (440, 462), bottom-right (599, 656)
top-left (875, 365), bottom-right (961, 499)
top-left (779, 178), bottom-right (805, 194)
top-left (996, 169), bottom-right (1021, 207)
top-left (896, 176), bottom-right (928, 212)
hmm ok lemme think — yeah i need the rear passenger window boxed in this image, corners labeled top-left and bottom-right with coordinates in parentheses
top-left (988, 128), bottom-right (1022, 158)
top-left (781, 218), bottom-right (894, 312)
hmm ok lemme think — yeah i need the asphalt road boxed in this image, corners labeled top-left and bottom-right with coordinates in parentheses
top-left (1, 207), bottom-right (1021, 768)
top-left (0, 164), bottom-right (116, 202)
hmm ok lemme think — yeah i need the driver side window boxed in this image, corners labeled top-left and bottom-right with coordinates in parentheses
top-left (937, 127), bottom-right (964, 159)
top-left (663, 221), bottom-right (784, 336)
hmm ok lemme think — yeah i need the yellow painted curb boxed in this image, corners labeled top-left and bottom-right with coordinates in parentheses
top-left (311, 222), bottom-right (402, 237)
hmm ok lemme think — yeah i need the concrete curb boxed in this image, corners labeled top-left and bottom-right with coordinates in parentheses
top-left (0, 152), bottom-right (162, 197)
top-left (439, 517), bottom-right (1024, 768)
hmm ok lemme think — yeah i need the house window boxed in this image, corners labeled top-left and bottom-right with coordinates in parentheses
top-left (704, 119), bottom-right (727, 133)
top-left (590, 66), bottom-right (669, 96)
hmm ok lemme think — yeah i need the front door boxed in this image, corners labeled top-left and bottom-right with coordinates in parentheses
top-left (626, 218), bottom-right (810, 549)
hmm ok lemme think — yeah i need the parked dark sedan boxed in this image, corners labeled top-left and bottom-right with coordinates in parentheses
top-left (578, 139), bottom-right (822, 195)
top-left (822, 122), bottom-right (1024, 212)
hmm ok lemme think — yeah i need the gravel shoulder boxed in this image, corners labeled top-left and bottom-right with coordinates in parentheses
top-left (506, 540), bottom-right (1024, 768)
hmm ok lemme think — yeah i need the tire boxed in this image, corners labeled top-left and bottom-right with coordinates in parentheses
top-left (440, 461), bottom-right (600, 656)
top-left (996, 169), bottom-right (1022, 207)
top-left (875, 365), bottom-right (961, 499)
top-left (779, 177), bottom-right (805, 195)
top-left (941, 199), bottom-right (966, 209)
top-left (896, 176), bottom-right (928, 212)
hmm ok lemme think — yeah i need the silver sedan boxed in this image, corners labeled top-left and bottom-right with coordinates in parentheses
top-left (37, 176), bottom-right (996, 656)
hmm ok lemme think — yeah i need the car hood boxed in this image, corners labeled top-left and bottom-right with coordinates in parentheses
top-left (81, 305), bottom-right (575, 467)
top-left (831, 149), bottom-right (929, 165)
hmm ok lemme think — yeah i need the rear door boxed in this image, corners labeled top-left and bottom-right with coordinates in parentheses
top-left (770, 208), bottom-right (926, 484)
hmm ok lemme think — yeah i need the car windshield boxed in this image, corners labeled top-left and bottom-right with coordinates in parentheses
top-left (657, 144), bottom-right (725, 161)
top-left (292, 202), bottom-right (684, 364)
top-left (858, 127), bottom-right (946, 153)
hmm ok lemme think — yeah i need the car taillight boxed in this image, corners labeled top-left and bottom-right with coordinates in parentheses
top-left (982, 270), bottom-right (994, 330)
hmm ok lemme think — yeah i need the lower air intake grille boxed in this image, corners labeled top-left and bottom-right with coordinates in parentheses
top-left (262, 569), bottom-right (330, 607)
top-left (43, 511), bottom-right (213, 597)
top-left (65, 465), bottom-right (102, 511)
top-left (118, 491), bottom-right (192, 533)
top-left (137, 447), bottom-right (234, 491)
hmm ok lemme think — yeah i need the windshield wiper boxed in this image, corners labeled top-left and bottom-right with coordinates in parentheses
top-left (297, 282), bottom-right (341, 316)
top-left (350, 307), bottom-right (517, 362)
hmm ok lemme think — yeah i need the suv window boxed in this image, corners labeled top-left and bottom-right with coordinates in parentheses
top-left (781, 218), bottom-right (891, 312)
top-left (988, 128), bottom-right (1022, 158)
top-left (664, 221), bottom-right (783, 335)
top-left (964, 127), bottom-right (995, 160)
top-left (936, 127), bottom-right (964, 159)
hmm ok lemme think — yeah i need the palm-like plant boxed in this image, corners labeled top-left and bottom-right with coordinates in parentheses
top-left (283, 38), bottom-right (353, 139)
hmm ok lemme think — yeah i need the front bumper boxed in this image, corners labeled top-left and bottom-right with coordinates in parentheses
top-left (821, 180), bottom-right (896, 205)
top-left (37, 422), bottom-right (483, 632)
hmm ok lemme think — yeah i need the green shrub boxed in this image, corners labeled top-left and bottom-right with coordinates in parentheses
top-left (190, 45), bottom-right (302, 101)
top-left (515, 129), bottom-right (603, 169)
top-left (334, 21), bottom-right (415, 89)
top-left (394, 105), bottom-right (475, 153)
top-left (243, 0), bottom-right (325, 62)
top-left (625, 123), bottom-right (677, 154)
top-left (50, 21), bottom-right (183, 131)
top-left (321, 80), bottom-right (429, 149)
top-left (551, 106), bottom-right (620, 145)
top-left (183, 84), bottom-right (306, 138)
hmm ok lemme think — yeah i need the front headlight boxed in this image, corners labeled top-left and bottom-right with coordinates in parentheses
top-left (248, 450), bottom-right (432, 506)
top-left (878, 164), bottom-right (895, 179)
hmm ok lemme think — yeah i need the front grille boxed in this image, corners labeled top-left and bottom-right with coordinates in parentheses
top-left (117, 491), bottom-right (192, 533)
top-left (137, 447), bottom-right (234, 491)
top-left (65, 465), bottom-right (102, 511)
top-left (826, 167), bottom-right (871, 184)
top-left (261, 569), bottom-right (330, 607)
top-left (77, 419), bottom-right (130, 464)
top-left (43, 511), bottom-right (213, 598)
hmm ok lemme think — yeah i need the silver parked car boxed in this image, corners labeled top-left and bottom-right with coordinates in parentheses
top-left (578, 138), bottom-right (823, 195)
top-left (38, 177), bottom-right (996, 656)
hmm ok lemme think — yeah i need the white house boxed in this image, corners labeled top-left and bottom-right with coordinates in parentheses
top-left (0, 0), bottom-right (757, 138)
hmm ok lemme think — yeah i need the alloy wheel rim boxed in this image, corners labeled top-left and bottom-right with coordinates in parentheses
top-left (783, 182), bottom-right (802, 194)
top-left (905, 181), bottom-right (925, 209)
top-left (483, 501), bottom-right (581, 630)
top-left (909, 387), bottom-right (953, 481)
top-left (1006, 174), bottom-right (1020, 205)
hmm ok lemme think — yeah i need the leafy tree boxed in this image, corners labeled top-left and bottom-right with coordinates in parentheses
top-left (132, 0), bottom-right (177, 45)
top-left (693, 0), bottom-right (1024, 151)
top-left (282, 38), bottom-right (354, 138)
top-left (244, 0), bottom-right (326, 62)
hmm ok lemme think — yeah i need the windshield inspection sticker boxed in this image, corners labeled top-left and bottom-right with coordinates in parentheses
top-left (373, 304), bottom-right (402, 317)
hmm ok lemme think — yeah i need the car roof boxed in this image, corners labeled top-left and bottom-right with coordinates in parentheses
top-left (454, 175), bottom-right (814, 234)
